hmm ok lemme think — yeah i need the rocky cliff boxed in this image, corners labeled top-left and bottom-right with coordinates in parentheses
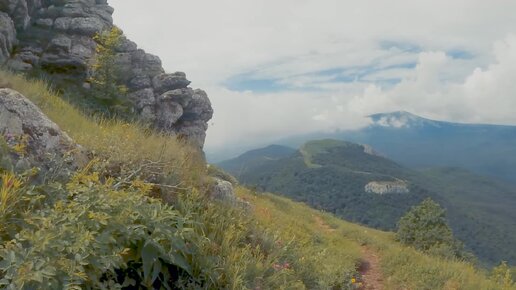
top-left (364, 181), bottom-right (409, 195)
top-left (0, 0), bottom-right (212, 148)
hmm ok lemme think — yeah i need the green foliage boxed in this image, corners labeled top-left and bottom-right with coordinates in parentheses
top-left (1, 66), bottom-right (513, 290)
top-left (396, 198), bottom-right (469, 260)
top-left (89, 27), bottom-right (129, 114)
top-left (0, 168), bottom-right (197, 289)
top-left (219, 140), bottom-right (516, 265)
top-left (237, 188), bottom-right (513, 290)
top-left (0, 72), bottom-right (363, 289)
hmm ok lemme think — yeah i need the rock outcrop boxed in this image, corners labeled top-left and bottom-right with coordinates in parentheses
top-left (0, 88), bottom-right (87, 178)
top-left (0, 11), bottom-right (16, 63)
top-left (0, 0), bottom-right (213, 148)
top-left (209, 177), bottom-right (236, 203)
top-left (365, 181), bottom-right (409, 194)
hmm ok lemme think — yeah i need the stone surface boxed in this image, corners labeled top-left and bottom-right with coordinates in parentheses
top-left (0, 88), bottom-right (87, 176)
top-left (209, 177), bottom-right (236, 203)
top-left (0, 0), bottom-right (30, 30)
top-left (365, 181), bottom-right (409, 194)
top-left (152, 72), bottom-right (191, 95)
top-left (0, 11), bottom-right (16, 63)
top-left (0, 0), bottom-right (213, 149)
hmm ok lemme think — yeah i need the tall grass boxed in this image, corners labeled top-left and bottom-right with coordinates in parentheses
top-left (0, 70), bottom-right (204, 187)
top-left (1, 70), bottom-right (513, 289)
top-left (237, 188), bottom-right (516, 290)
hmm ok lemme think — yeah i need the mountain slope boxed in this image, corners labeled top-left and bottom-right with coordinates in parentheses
top-left (217, 144), bottom-right (296, 177)
top-left (1, 68), bottom-right (513, 289)
top-left (277, 111), bottom-right (516, 184)
top-left (237, 187), bottom-right (514, 290)
top-left (218, 139), bottom-right (516, 265)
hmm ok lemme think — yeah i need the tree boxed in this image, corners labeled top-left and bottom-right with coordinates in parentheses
top-left (89, 26), bottom-right (128, 114)
top-left (396, 198), bottom-right (468, 259)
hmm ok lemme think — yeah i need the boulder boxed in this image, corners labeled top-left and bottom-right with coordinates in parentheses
top-left (0, 0), bottom-right (30, 30)
top-left (0, 11), bottom-right (16, 63)
top-left (68, 16), bottom-right (107, 36)
top-left (155, 94), bottom-right (184, 130)
top-left (6, 57), bottom-right (32, 71)
top-left (127, 74), bottom-right (151, 91)
top-left (152, 72), bottom-right (191, 95)
top-left (209, 177), bottom-right (236, 203)
top-left (181, 89), bottom-right (213, 122)
top-left (47, 35), bottom-right (72, 54)
top-left (0, 88), bottom-right (87, 176)
top-left (0, 0), bottom-right (213, 149)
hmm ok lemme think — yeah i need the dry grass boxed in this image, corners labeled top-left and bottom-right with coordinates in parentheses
top-left (238, 187), bottom-right (515, 290)
top-left (0, 70), bottom-right (205, 186)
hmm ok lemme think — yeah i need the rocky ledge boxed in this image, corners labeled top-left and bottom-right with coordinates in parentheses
top-left (0, 88), bottom-right (87, 178)
top-left (365, 180), bottom-right (409, 195)
top-left (0, 0), bottom-right (213, 148)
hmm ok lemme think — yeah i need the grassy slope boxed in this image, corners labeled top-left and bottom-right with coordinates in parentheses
top-left (1, 71), bottom-right (513, 289)
top-left (221, 140), bottom-right (516, 265)
top-left (237, 187), bottom-right (513, 290)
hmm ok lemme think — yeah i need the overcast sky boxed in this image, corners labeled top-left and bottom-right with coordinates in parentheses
top-left (110, 0), bottom-right (516, 154)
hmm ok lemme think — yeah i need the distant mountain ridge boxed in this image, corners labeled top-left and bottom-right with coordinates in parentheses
top-left (217, 139), bottom-right (516, 265)
top-left (274, 111), bottom-right (516, 184)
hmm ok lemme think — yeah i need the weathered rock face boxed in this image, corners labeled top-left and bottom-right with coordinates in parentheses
top-left (0, 88), bottom-right (87, 177)
top-left (209, 177), bottom-right (236, 203)
top-left (0, 11), bottom-right (16, 63)
top-left (365, 181), bottom-right (409, 194)
top-left (0, 0), bottom-right (213, 149)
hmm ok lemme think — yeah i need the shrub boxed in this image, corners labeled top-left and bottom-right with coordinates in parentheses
top-left (396, 198), bottom-right (468, 259)
top-left (89, 27), bottom-right (129, 115)
top-left (0, 167), bottom-right (197, 289)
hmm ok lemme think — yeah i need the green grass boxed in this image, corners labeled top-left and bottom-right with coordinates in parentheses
top-left (1, 70), bottom-right (514, 289)
top-left (237, 187), bottom-right (515, 290)
top-left (0, 70), bottom-right (356, 288)
top-left (0, 70), bottom-right (204, 187)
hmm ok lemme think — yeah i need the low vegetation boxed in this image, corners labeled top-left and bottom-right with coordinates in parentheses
top-left (396, 198), bottom-right (472, 261)
top-left (1, 71), bottom-right (514, 289)
top-left (237, 188), bottom-right (516, 289)
top-left (219, 140), bottom-right (516, 265)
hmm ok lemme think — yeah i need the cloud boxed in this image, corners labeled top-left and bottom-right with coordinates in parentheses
top-left (109, 0), bottom-right (516, 155)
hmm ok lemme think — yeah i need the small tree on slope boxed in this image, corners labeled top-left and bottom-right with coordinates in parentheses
top-left (89, 26), bottom-right (128, 114)
top-left (396, 198), bottom-right (470, 260)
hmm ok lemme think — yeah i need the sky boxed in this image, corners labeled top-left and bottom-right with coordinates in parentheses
top-left (110, 0), bottom-right (516, 156)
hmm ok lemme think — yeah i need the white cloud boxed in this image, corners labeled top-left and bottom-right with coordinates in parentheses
top-left (109, 0), bottom-right (516, 154)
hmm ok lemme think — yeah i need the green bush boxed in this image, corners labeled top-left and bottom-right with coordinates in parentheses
top-left (89, 27), bottom-right (129, 115)
top-left (0, 167), bottom-right (197, 289)
top-left (396, 198), bottom-right (468, 260)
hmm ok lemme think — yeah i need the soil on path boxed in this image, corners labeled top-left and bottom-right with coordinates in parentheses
top-left (312, 215), bottom-right (384, 290)
top-left (358, 246), bottom-right (384, 290)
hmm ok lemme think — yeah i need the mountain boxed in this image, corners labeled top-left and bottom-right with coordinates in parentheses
top-left (218, 139), bottom-right (516, 265)
top-left (4, 72), bottom-right (511, 290)
top-left (276, 111), bottom-right (516, 184)
top-left (217, 144), bottom-right (296, 177)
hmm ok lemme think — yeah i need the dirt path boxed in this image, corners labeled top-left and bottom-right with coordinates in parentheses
top-left (313, 215), bottom-right (336, 233)
top-left (312, 215), bottom-right (384, 289)
top-left (358, 246), bottom-right (384, 290)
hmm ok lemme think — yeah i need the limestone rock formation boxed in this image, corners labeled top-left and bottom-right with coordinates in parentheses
top-left (0, 11), bottom-right (16, 63)
top-left (0, 0), bottom-right (213, 149)
top-left (209, 177), bottom-right (236, 203)
top-left (0, 88), bottom-right (87, 177)
top-left (365, 181), bottom-right (409, 195)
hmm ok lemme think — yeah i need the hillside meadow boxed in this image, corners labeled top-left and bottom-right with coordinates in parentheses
top-left (0, 70), bottom-right (513, 289)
